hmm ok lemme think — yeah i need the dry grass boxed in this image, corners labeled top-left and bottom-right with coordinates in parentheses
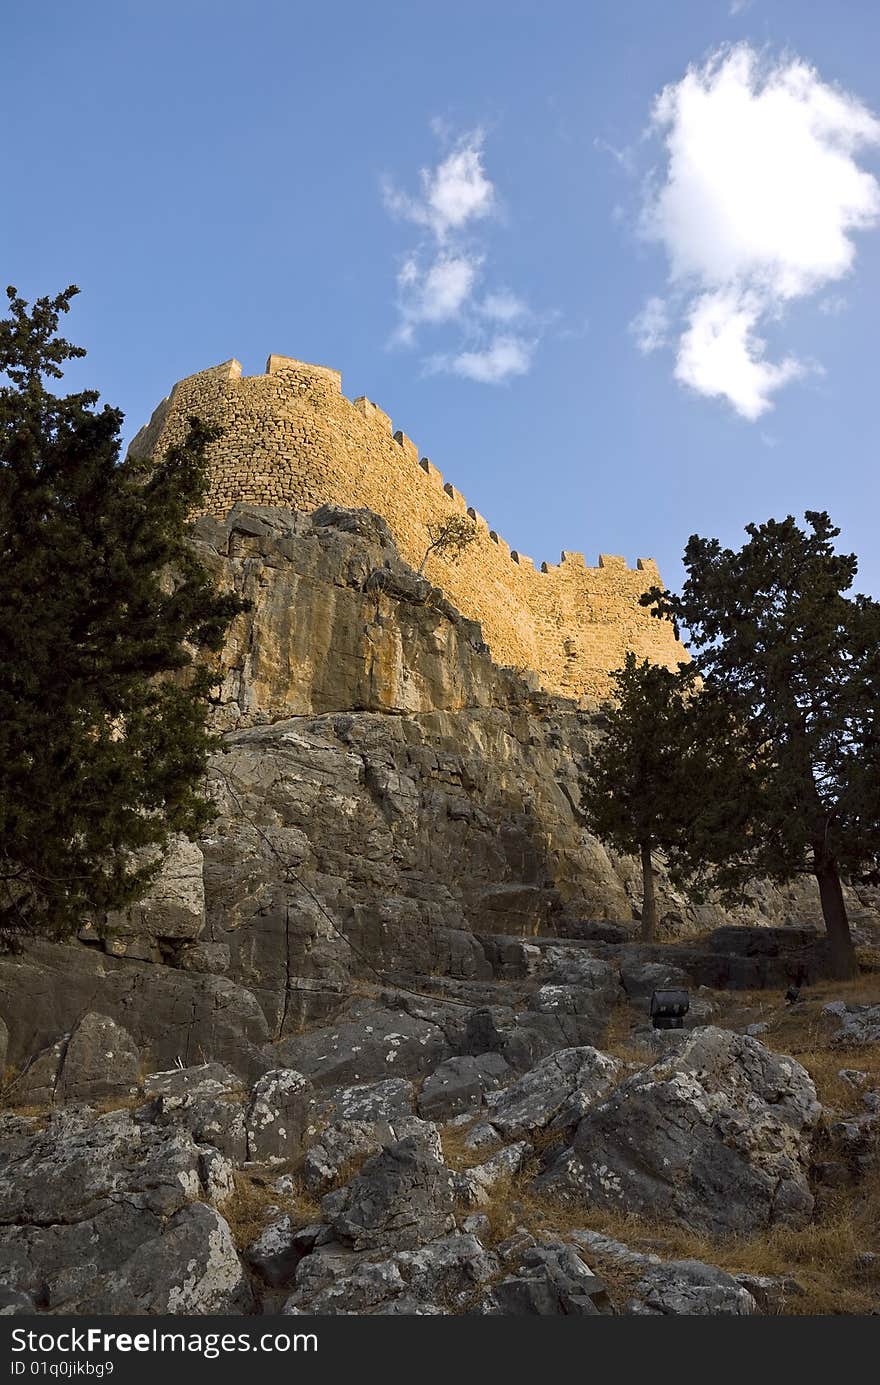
top-left (223, 1168), bottom-right (322, 1251)
top-left (600, 1004), bottom-right (654, 1068)
top-left (440, 1117), bottom-right (500, 1171)
top-left (463, 1169), bottom-right (880, 1315)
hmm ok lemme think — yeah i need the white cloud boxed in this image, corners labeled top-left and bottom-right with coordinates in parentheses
top-left (675, 290), bottom-right (805, 419)
top-left (480, 290), bottom-right (526, 322)
top-left (729, 0), bottom-right (754, 15)
top-left (396, 253), bottom-right (482, 335)
top-left (383, 129), bottom-right (539, 381)
top-left (630, 296), bottom-right (670, 354)
top-left (639, 44), bottom-right (880, 417)
top-left (383, 131), bottom-right (494, 241)
top-left (437, 334), bottom-right (535, 384)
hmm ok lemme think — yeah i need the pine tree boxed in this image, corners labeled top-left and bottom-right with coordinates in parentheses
top-left (0, 286), bottom-right (245, 939)
top-left (581, 653), bottom-right (696, 941)
top-left (643, 512), bottom-right (880, 979)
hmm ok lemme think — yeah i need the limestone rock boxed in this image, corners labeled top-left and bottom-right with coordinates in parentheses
top-left (272, 1008), bottom-right (448, 1088)
top-left (104, 834), bottom-right (206, 949)
top-left (569, 1229), bottom-right (758, 1315)
top-left (824, 1001), bottom-right (880, 1046)
top-left (244, 1215), bottom-right (302, 1288)
top-left (284, 1232), bottom-right (497, 1315)
top-left (56, 1012), bottom-right (141, 1104)
top-left (454, 1141), bottom-right (533, 1206)
top-left (323, 1135), bottom-right (457, 1251)
top-left (331, 1078), bottom-right (416, 1123)
top-left (488, 1046), bottom-right (622, 1139)
top-left (87, 1203), bottom-right (253, 1315)
top-left (246, 1069), bottom-right (314, 1163)
top-left (0, 1105), bottom-right (243, 1312)
top-left (0, 940), bottom-right (270, 1083)
top-left (144, 1063), bottom-right (247, 1162)
top-left (480, 1244), bottom-right (611, 1316)
top-left (303, 1116), bottom-right (439, 1195)
top-left (544, 1028), bottom-right (820, 1236)
top-left (625, 1259), bottom-right (757, 1315)
top-left (417, 1053), bottom-right (511, 1121)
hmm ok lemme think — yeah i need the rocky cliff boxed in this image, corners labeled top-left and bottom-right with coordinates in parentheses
top-left (2, 505), bottom-right (878, 1317)
top-left (1, 504), bottom-right (869, 1075)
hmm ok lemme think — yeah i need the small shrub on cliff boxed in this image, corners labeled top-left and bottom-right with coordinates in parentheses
top-left (417, 515), bottom-right (479, 575)
top-left (0, 286), bottom-right (245, 939)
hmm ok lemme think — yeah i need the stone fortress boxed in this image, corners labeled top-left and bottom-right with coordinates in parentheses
top-left (130, 353), bottom-right (687, 700)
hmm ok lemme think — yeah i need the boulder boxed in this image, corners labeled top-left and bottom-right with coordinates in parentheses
top-left (144, 1063), bottom-right (247, 1162)
top-left (284, 1233), bottom-right (496, 1315)
top-left (302, 1115), bottom-right (439, 1195)
top-left (144, 1062), bottom-right (241, 1100)
top-left (543, 1028), bottom-right (820, 1236)
top-left (87, 1204), bottom-right (253, 1314)
top-left (244, 1215), bottom-right (302, 1288)
top-left (619, 956), bottom-right (691, 1001)
top-left (246, 1069), bottom-right (315, 1163)
top-left (488, 1046), bottom-right (621, 1139)
top-left (0, 940), bottom-right (270, 1082)
top-left (824, 1001), bottom-right (880, 1047)
top-left (331, 1078), bottom-right (415, 1123)
top-left (272, 1008), bottom-right (448, 1088)
top-left (480, 1244), bottom-right (611, 1315)
top-left (569, 1229), bottom-right (758, 1315)
top-left (0, 1106), bottom-right (242, 1312)
top-left (417, 1054), bottom-right (510, 1121)
top-left (626, 1259), bottom-right (757, 1315)
top-left (9, 1036), bottom-right (69, 1105)
top-left (56, 1013), bottom-right (141, 1104)
top-left (323, 1136), bottom-right (457, 1251)
top-left (454, 1141), bottom-right (533, 1206)
top-left (0, 1288), bottom-right (35, 1315)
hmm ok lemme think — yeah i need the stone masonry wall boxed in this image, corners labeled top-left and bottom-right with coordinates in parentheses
top-left (129, 354), bottom-right (687, 699)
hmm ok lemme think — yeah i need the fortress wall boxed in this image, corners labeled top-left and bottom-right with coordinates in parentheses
top-left (129, 355), bottom-right (687, 699)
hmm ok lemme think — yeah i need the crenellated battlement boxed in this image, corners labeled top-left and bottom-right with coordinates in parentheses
top-left (129, 353), bottom-right (687, 698)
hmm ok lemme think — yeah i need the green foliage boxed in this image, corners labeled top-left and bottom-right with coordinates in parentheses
top-left (643, 511), bottom-right (880, 976)
top-left (0, 286), bottom-right (246, 938)
top-left (581, 653), bottom-right (697, 939)
top-left (581, 653), bottom-right (693, 855)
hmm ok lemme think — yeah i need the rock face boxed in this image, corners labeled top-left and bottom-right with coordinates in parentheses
top-left (0, 940), bottom-right (270, 1082)
top-left (0, 505), bottom-right (860, 1076)
top-left (543, 1028), bottom-right (820, 1236)
top-left (0, 1106), bottom-right (251, 1314)
top-left (1, 502), bottom-right (875, 1317)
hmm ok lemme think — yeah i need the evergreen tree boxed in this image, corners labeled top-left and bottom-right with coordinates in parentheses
top-left (581, 653), bottom-right (695, 941)
top-left (643, 512), bottom-right (880, 979)
top-left (0, 286), bottom-right (245, 939)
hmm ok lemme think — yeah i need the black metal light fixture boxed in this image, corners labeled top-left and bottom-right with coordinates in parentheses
top-left (650, 988), bottom-right (690, 1030)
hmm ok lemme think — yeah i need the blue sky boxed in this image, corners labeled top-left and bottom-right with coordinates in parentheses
top-left (3, 0), bottom-right (880, 598)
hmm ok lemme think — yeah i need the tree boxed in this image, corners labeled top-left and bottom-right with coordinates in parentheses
top-left (580, 653), bottom-right (695, 941)
top-left (643, 512), bottom-right (880, 979)
top-left (0, 286), bottom-right (246, 939)
top-left (417, 515), bottom-right (479, 575)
